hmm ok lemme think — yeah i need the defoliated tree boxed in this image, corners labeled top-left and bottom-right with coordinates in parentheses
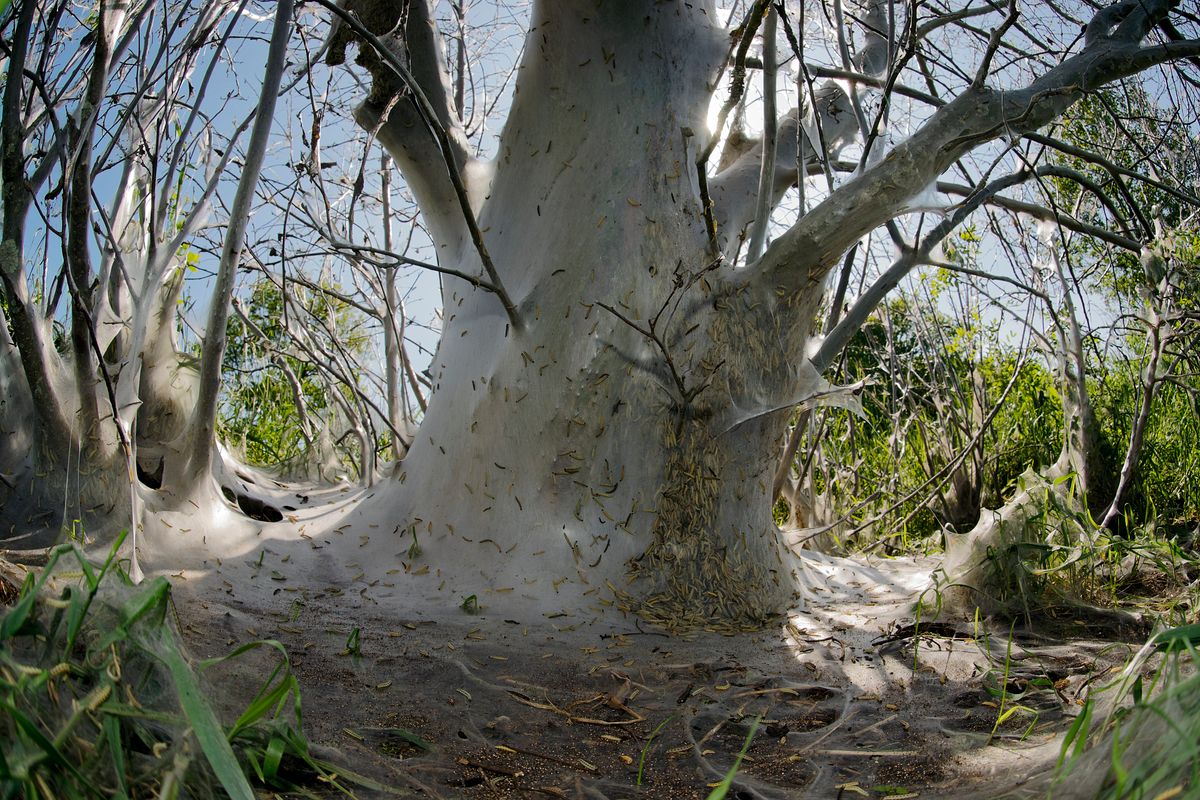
top-left (315, 0), bottom-right (1200, 626)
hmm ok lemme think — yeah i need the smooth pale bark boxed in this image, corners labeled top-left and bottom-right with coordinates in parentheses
top-left (711, 0), bottom-right (889, 257)
top-left (744, 6), bottom-right (778, 263)
top-left (328, 0), bottom-right (477, 264)
top-left (65, 0), bottom-right (132, 455)
top-left (380, 157), bottom-right (409, 460)
top-left (345, 1), bottom-right (810, 627)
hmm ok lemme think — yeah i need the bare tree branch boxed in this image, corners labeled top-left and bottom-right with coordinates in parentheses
top-left (187, 0), bottom-right (295, 484)
top-left (0, 0), bottom-right (72, 449)
top-left (318, 0), bottom-right (522, 331)
top-left (746, 1), bottom-right (1198, 296)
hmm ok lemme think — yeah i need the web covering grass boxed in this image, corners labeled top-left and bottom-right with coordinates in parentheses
top-left (1049, 624), bottom-right (1200, 799)
top-left (0, 532), bottom-right (395, 799)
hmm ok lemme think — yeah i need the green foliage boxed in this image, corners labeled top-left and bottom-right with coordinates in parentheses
top-left (1053, 86), bottom-right (1199, 294)
top-left (794, 223), bottom-right (1197, 553)
top-left (1036, 83), bottom-right (1200, 534)
top-left (459, 594), bottom-right (479, 615)
top-left (219, 279), bottom-right (369, 469)
top-left (985, 623), bottom-right (1040, 743)
top-left (0, 537), bottom-right (383, 798)
top-left (1092, 370), bottom-right (1200, 533)
top-left (803, 292), bottom-right (1064, 547)
top-left (1052, 628), bottom-right (1200, 799)
top-left (342, 626), bottom-right (362, 656)
top-left (943, 471), bottom-right (1198, 621)
top-left (1051, 87), bottom-right (1200, 311)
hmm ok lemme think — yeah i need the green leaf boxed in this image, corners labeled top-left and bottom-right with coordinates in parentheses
top-left (343, 626), bottom-right (362, 656)
top-left (65, 585), bottom-right (90, 651)
top-left (198, 639), bottom-right (300, 740)
top-left (996, 703), bottom-right (1032, 725)
top-left (1152, 624), bottom-right (1200, 653)
top-left (120, 577), bottom-right (171, 628)
top-left (96, 578), bottom-right (171, 652)
top-left (0, 573), bottom-right (39, 640)
top-left (637, 714), bottom-right (675, 787)
top-left (102, 714), bottom-right (130, 800)
top-left (705, 716), bottom-right (761, 800)
top-left (156, 632), bottom-right (256, 800)
top-left (262, 734), bottom-right (287, 783)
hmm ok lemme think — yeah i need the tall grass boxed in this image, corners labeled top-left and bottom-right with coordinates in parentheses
top-left (1050, 625), bottom-right (1200, 799)
top-left (0, 533), bottom-right (388, 798)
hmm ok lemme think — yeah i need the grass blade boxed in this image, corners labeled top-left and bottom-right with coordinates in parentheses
top-left (705, 716), bottom-right (761, 800)
top-left (1, 698), bottom-right (103, 795)
top-left (637, 714), bottom-right (674, 786)
top-left (1056, 699), bottom-right (1092, 771)
top-left (1153, 624), bottom-right (1200, 653)
top-left (102, 714), bottom-right (130, 800)
top-left (199, 639), bottom-right (301, 740)
top-left (155, 632), bottom-right (256, 800)
top-left (0, 573), bottom-right (38, 640)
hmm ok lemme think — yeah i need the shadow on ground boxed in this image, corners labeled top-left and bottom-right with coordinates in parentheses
top-left (161, 546), bottom-right (1147, 800)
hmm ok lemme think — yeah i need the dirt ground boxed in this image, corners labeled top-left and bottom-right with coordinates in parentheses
top-left (2, 473), bottom-right (1157, 799)
top-left (164, 550), bottom-right (1150, 800)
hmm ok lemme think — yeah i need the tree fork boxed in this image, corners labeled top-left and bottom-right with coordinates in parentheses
top-left (318, 0), bottom-right (522, 332)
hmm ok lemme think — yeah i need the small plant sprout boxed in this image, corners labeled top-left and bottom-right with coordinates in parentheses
top-left (706, 715), bottom-right (762, 800)
top-left (342, 626), bottom-right (362, 656)
top-left (407, 525), bottom-right (421, 559)
top-left (986, 623), bottom-right (1038, 743)
top-left (636, 714), bottom-right (675, 787)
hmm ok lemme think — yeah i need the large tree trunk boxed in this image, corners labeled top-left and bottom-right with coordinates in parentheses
top-left (351, 3), bottom-right (816, 629)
